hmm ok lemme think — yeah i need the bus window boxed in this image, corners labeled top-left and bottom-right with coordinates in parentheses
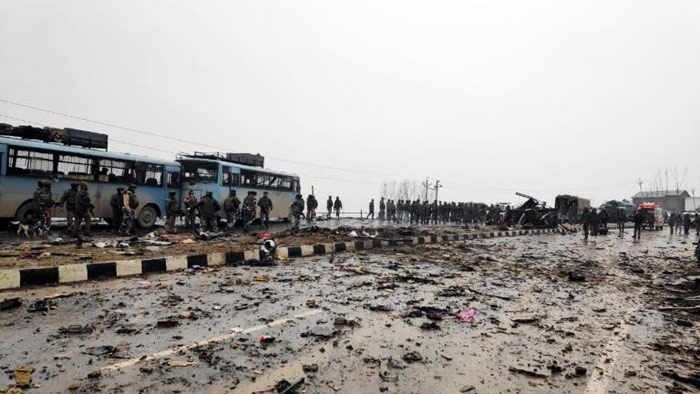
top-left (241, 170), bottom-right (257, 187)
top-left (167, 172), bottom-right (180, 188)
top-left (182, 161), bottom-right (218, 183)
top-left (57, 154), bottom-right (96, 182)
top-left (222, 166), bottom-right (231, 186)
top-left (136, 163), bottom-right (164, 186)
top-left (99, 159), bottom-right (135, 183)
top-left (7, 148), bottom-right (54, 178)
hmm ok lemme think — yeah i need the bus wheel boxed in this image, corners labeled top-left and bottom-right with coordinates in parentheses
top-left (15, 202), bottom-right (37, 224)
top-left (137, 205), bottom-right (158, 229)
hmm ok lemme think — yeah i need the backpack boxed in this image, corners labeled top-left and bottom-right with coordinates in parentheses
top-left (129, 193), bottom-right (139, 209)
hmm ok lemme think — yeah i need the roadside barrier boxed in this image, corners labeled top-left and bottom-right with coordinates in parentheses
top-left (0, 228), bottom-right (563, 291)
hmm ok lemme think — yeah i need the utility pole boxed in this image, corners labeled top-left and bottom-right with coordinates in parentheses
top-left (433, 180), bottom-right (442, 202)
top-left (422, 177), bottom-right (430, 202)
top-left (637, 178), bottom-right (644, 195)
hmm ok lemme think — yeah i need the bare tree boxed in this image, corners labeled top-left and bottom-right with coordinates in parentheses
top-left (671, 166), bottom-right (688, 195)
top-left (381, 179), bottom-right (422, 201)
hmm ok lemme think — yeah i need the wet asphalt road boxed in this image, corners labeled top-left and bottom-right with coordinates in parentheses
top-left (0, 230), bottom-right (698, 393)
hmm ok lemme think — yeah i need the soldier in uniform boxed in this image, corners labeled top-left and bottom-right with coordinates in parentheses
top-left (367, 199), bottom-right (375, 219)
top-left (119, 185), bottom-right (139, 235)
top-left (258, 191), bottom-right (273, 229)
top-left (242, 191), bottom-right (257, 232)
top-left (633, 209), bottom-right (644, 240)
top-left (110, 188), bottom-right (124, 231)
top-left (165, 191), bottom-right (179, 233)
top-left (617, 208), bottom-right (627, 236)
top-left (183, 190), bottom-right (198, 231)
top-left (695, 213), bottom-right (700, 236)
top-left (379, 197), bottom-right (386, 220)
top-left (223, 190), bottom-right (241, 232)
top-left (306, 194), bottom-right (318, 223)
top-left (291, 194), bottom-right (305, 231)
top-left (333, 197), bottom-right (343, 219)
top-left (581, 207), bottom-right (591, 239)
top-left (31, 179), bottom-right (54, 235)
top-left (58, 183), bottom-right (79, 233)
top-left (326, 196), bottom-right (333, 219)
top-left (72, 182), bottom-right (94, 237)
top-left (196, 191), bottom-right (220, 233)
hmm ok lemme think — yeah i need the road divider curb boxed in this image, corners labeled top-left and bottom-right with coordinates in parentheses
top-left (0, 228), bottom-right (564, 291)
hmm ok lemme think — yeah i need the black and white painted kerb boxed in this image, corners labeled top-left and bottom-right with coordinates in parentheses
top-left (0, 228), bottom-right (562, 291)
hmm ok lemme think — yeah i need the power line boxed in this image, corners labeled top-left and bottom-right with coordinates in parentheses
top-left (0, 97), bottom-right (417, 179)
top-left (0, 113), bottom-right (383, 186)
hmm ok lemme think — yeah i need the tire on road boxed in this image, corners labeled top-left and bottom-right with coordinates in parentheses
top-left (137, 205), bottom-right (158, 229)
top-left (15, 201), bottom-right (37, 224)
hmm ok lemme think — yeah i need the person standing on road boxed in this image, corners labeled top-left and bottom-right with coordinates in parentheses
top-left (589, 208), bottom-right (600, 237)
top-left (223, 190), bottom-right (241, 232)
top-left (242, 191), bottom-right (257, 233)
top-left (72, 182), bottom-right (93, 238)
top-left (334, 197), bottom-right (343, 219)
top-left (598, 209), bottom-right (609, 231)
top-left (291, 194), bottom-right (305, 232)
top-left (683, 213), bottom-right (692, 235)
top-left (196, 191), bottom-right (220, 233)
top-left (119, 185), bottom-right (139, 235)
top-left (184, 190), bottom-right (198, 231)
top-left (258, 191), bottom-right (273, 229)
top-left (306, 194), bottom-right (317, 223)
top-left (617, 208), bottom-right (627, 236)
top-left (31, 179), bottom-right (54, 235)
top-left (326, 196), bottom-right (333, 219)
top-left (379, 197), bottom-right (386, 220)
top-left (367, 199), bottom-right (375, 219)
top-left (695, 213), bottom-right (700, 235)
top-left (633, 209), bottom-right (644, 240)
top-left (581, 207), bottom-right (591, 239)
top-left (668, 213), bottom-right (676, 235)
top-left (58, 183), bottom-right (79, 233)
top-left (110, 188), bottom-right (124, 232)
top-left (165, 191), bottom-right (179, 233)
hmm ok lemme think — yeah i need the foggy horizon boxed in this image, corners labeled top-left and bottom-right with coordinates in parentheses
top-left (2, 1), bottom-right (698, 211)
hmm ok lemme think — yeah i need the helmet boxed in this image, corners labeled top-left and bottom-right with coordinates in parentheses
top-left (41, 179), bottom-right (52, 187)
top-left (70, 183), bottom-right (79, 188)
top-left (79, 182), bottom-right (88, 190)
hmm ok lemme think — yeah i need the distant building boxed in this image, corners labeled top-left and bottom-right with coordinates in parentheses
top-left (631, 190), bottom-right (690, 212)
top-left (684, 197), bottom-right (700, 212)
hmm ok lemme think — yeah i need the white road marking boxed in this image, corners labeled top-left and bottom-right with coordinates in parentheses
top-left (100, 309), bottom-right (322, 373)
top-left (583, 304), bottom-right (639, 394)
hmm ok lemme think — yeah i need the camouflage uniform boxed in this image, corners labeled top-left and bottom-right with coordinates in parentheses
top-left (291, 195), bottom-right (305, 231)
top-left (58, 183), bottom-right (79, 232)
top-left (119, 187), bottom-right (138, 235)
top-left (183, 191), bottom-right (198, 231)
top-left (110, 188), bottom-right (124, 231)
top-left (165, 192), bottom-right (179, 233)
top-left (242, 192), bottom-right (257, 232)
top-left (223, 192), bottom-right (241, 231)
top-left (30, 180), bottom-right (54, 235)
top-left (258, 193), bottom-right (273, 229)
top-left (196, 192), bottom-right (220, 232)
top-left (72, 183), bottom-right (93, 237)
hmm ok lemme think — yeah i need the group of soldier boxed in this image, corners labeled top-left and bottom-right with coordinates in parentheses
top-left (30, 179), bottom-right (139, 238)
top-left (366, 198), bottom-right (489, 225)
top-left (667, 212), bottom-right (700, 236)
top-left (171, 189), bottom-right (275, 234)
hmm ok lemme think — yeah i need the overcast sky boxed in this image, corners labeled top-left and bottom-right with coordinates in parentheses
top-left (1, 1), bottom-right (698, 210)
